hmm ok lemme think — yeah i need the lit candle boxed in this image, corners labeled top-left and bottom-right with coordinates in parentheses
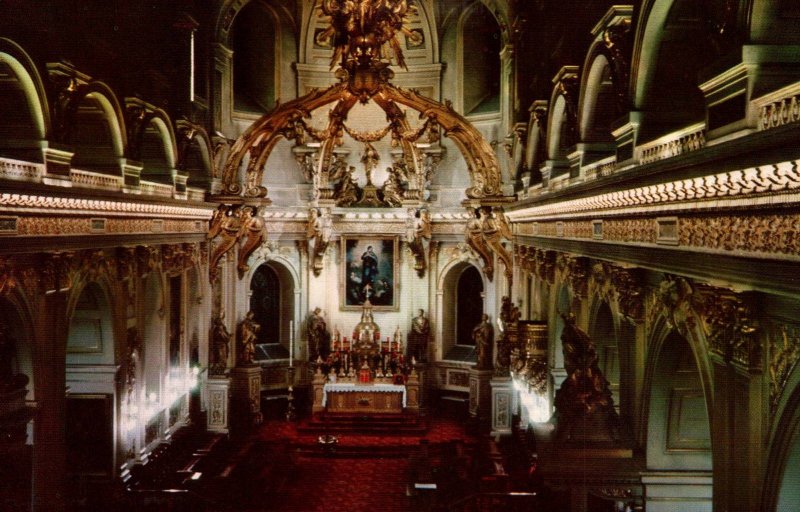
top-left (289, 320), bottom-right (294, 367)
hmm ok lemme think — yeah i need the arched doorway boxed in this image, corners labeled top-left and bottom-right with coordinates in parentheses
top-left (249, 261), bottom-right (295, 361)
top-left (65, 282), bottom-right (117, 478)
top-left (440, 262), bottom-right (484, 362)
top-left (0, 296), bottom-right (35, 508)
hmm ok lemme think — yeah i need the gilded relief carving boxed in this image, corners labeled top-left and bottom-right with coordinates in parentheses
top-left (699, 289), bottom-right (760, 368)
top-left (769, 323), bottom-right (800, 413)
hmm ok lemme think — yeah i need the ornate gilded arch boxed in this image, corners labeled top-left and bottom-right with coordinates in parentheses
top-left (219, 0), bottom-right (504, 200)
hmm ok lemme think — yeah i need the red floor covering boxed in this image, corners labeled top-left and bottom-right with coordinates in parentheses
top-left (253, 414), bottom-right (476, 512)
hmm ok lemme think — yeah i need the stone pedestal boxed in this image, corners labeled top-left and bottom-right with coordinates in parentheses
top-left (206, 376), bottom-right (230, 433)
top-left (469, 368), bottom-right (493, 422)
top-left (406, 368), bottom-right (422, 413)
top-left (490, 376), bottom-right (513, 437)
top-left (231, 365), bottom-right (262, 431)
top-left (311, 367), bottom-right (326, 415)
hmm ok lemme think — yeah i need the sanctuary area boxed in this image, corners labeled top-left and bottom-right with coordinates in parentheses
top-left (2, 0), bottom-right (800, 511)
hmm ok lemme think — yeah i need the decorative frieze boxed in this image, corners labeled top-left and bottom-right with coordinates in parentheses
top-left (0, 192), bottom-right (212, 219)
top-left (508, 160), bottom-right (800, 220)
top-left (8, 216), bottom-right (205, 237)
top-left (679, 214), bottom-right (800, 256)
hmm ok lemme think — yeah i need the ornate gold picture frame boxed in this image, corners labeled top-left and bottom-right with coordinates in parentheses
top-left (341, 235), bottom-right (399, 311)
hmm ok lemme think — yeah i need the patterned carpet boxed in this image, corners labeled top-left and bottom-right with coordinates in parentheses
top-left (249, 414), bottom-right (477, 512)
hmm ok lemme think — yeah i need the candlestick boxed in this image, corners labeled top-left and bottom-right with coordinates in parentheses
top-left (289, 320), bottom-right (294, 367)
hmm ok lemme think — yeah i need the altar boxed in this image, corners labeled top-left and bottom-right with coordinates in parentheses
top-left (311, 300), bottom-right (421, 415)
top-left (323, 383), bottom-right (406, 414)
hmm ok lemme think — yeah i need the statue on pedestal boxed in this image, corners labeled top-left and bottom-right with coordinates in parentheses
top-left (210, 310), bottom-right (231, 375)
top-left (237, 311), bottom-right (259, 366)
top-left (473, 314), bottom-right (494, 370)
top-left (308, 307), bottom-right (331, 360)
top-left (407, 309), bottom-right (430, 362)
top-left (553, 313), bottom-right (620, 442)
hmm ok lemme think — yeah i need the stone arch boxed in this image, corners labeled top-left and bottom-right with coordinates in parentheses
top-left (176, 121), bottom-right (214, 188)
top-left (69, 83), bottom-right (127, 176)
top-left (0, 38), bottom-right (49, 161)
top-left (245, 254), bottom-right (300, 360)
top-left (546, 93), bottom-right (571, 161)
top-left (139, 111), bottom-right (178, 185)
top-left (66, 280), bottom-right (117, 366)
top-left (642, 316), bottom-right (714, 472)
top-left (0, 291), bottom-right (36, 403)
top-left (763, 362), bottom-right (800, 511)
top-left (437, 259), bottom-right (486, 361)
top-left (578, 51), bottom-right (618, 143)
top-left (631, 0), bottom-right (717, 140)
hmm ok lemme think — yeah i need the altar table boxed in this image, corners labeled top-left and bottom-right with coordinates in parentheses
top-left (322, 383), bottom-right (406, 414)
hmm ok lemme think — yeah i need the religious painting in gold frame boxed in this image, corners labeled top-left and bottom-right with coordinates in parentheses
top-left (341, 235), bottom-right (399, 311)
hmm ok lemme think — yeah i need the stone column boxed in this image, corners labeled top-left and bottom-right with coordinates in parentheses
top-left (31, 288), bottom-right (69, 512)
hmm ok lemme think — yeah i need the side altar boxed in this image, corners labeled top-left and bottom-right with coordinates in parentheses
top-left (312, 300), bottom-right (421, 415)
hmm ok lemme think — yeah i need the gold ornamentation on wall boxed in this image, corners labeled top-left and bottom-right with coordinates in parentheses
top-left (699, 288), bottom-right (760, 368)
top-left (207, 205), bottom-right (268, 282)
top-left (769, 323), bottom-right (800, 413)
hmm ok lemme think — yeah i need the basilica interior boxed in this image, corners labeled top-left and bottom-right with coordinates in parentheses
top-left (1, 0), bottom-right (800, 511)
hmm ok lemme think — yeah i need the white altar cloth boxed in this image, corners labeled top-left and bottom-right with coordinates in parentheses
top-left (322, 383), bottom-right (407, 407)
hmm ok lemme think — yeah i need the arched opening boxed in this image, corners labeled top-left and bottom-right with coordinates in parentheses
top-left (440, 263), bottom-right (483, 362)
top-left (249, 261), bottom-right (295, 361)
top-left (646, 331), bottom-right (711, 470)
top-left (579, 54), bottom-right (618, 144)
top-left (183, 134), bottom-right (213, 188)
top-left (634, 0), bottom-right (718, 141)
top-left (461, 2), bottom-right (501, 116)
top-left (140, 117), bottom-right (176, 185)
top-left (65, 282), bottom-right (117, 478)
top-left (0, 297), bottom-right (35, 507)
top-left (590, 301), bottom-right (620, 413)
top-left (643, 329), bottom-right (713, 508)
top-left (547, 95), bottom-right (571, 161)
top-left (232, 1), bottom-right (277, 114)
top-left (0, 49), bottom-right (46, 161)
top-left (456, 266), bottom-right (484, 346)
top-left (71, 92), bottom-right (124, 176)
